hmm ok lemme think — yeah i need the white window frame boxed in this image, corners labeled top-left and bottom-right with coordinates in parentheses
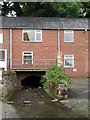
top-left (64, 30), bottom-right (74, 42)
top-left (23, 30), bottom-right (42, 42)
top-left (64, 55), bottom-right (74, 68)
top-left (22, 51), bottom-right (33, 65)
top-left (0, 33), bottom-right (3, 43)
top-left (0, 49), bottom-right (7, 71)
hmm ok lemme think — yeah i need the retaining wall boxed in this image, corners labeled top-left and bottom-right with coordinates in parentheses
top-left (0, 71), bottom-right (17, 100)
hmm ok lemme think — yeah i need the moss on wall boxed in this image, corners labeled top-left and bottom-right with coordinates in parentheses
top-left (0, 70), bottom-right (17, 102)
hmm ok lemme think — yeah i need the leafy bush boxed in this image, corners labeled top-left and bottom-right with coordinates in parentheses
top-left (41, 65), bottom-right (71, 89)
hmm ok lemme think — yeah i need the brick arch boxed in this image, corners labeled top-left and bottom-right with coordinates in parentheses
top-left (21, 75), bottom-right (42, 88)
top-left (16, 71), bottom-right (46, 87)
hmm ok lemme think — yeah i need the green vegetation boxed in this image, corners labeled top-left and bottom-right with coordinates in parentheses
top-left (1, 2), bottom-right (90, 18)
top-left (41, 65), bottom-right (71, 89)
top-left (2, 71), bottom-right (17, 103)
top-left (2, 87), bottom-right (14, 103)
top-left (6, 70), bottom-right (16, 75)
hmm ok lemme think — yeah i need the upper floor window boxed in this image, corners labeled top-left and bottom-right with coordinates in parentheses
top-left (64, 30), bottom-right (74, 42)
top-left (22, 51), bottom-right (33, 65)
top-left (0, 33), bottom-right (3, 43)
top-left (23, 30), bottom-right (42, 42)
top-left (64, 55), bottom-right (74, 68)
top-left (0, 50), bottom-right (5, 61)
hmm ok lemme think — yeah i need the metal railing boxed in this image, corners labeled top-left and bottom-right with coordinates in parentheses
top-left (11, 58), bottom-right (57, 70)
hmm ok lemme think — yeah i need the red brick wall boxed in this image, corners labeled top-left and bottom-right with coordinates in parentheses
top-left (60, 30), bottom-right (88, 78)
top-left (12, 29), bottom-right (58, 69)
top-left (88, 31), bottom-right (90, 77)
top-left (0, 29), bottom-right (10, 70)
top-left (16, 71), bottom-right (45, 87)
top-left (1, 29), bottom-right (88, 78)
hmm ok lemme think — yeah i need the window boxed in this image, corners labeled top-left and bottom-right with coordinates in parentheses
top-left (0, 33), bottom-right (3, 43)
top-left (0, 49), bottom-right (7, 71)
top-left (23, 30), bottom-right (42, 42)
top-left (23, 52), bottom-right (33, 65)
top-left (64, 30), bottom-right (74, 42)
top-left (0, 50), bottom-right (5, 61)
top-left (64, 55), bottom-right (74, 68)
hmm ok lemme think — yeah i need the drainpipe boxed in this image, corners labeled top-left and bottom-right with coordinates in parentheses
top-left (10, 28), bottom-right (12, 70)
top-left (57, 29), bottom-right (61, 67)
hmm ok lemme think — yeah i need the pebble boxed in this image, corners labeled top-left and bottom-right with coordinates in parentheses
top-left (21, 98), bottom-right (23, 100)
top-left (41, 95), bottom-right (44, 98)
top-left (8, 101), bottom-right (13, 104)
top-left (26, 89), bottom-right (29, 92)
top-left (38, 86), bottom-right (42, 89)
top-left (24, 101), bottom-right (31, 104)
top-left (51, 98), bottom-right (58, 102)
top-left (38, 101), bottom-right (44, 104)
top-left (36, 115), bottom-right (38, 118)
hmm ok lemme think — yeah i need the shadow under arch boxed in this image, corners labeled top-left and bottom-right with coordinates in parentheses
top-left (21, 75), bottom-right (42, 88)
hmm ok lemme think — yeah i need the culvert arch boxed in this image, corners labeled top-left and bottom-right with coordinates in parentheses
top-left (21, 75), bottom-right (42, 88)
top-left (16, 71), bottom-right (46, 87)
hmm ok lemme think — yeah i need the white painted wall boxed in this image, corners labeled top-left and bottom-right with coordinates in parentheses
top-left (0, 49), bottom-right (7, 71)
top-left (0, 33), bottom-right (3, 43)
top-left (0, 70), bottom-right (2, 80)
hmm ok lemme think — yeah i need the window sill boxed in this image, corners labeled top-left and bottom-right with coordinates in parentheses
top-left (64, 41), bottom-right (74, 43)
top-left (22, 64), bottom-right (33, 65)
top-left (22, 41), bottom-right (42, 43)
top-left (64, 66), bottom-right (74, 68)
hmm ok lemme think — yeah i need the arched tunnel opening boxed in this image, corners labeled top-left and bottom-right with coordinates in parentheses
top-left (21, 75), bottom-right (43, 89)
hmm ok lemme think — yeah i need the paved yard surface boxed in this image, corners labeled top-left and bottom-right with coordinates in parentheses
top-left (60, 78), bottom-right (89, 118)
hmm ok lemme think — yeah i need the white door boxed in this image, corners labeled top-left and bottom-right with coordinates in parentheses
top-left (0, 70), bottom-right (2, 81)
top-left (0, 49), bottom-right (7, 71)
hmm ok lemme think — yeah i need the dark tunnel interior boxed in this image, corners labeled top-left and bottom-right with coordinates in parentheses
top-left (21, 75), bottom-right (43, 89)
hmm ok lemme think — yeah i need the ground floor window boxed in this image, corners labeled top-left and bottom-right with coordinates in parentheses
top-left (22, 51), bottom-right (33, 65)
top-left (0, 50), bottom-right (5, 61)
top-left (64, 55), bottom-right (74, 68)
top-left (0, 49), bottom-right (7, 71)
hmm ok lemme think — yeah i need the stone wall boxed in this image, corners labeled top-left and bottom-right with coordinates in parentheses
top-left (0, 71), bottom-right (17, 100)
top-left (47, 82), bottom-right (68, 100)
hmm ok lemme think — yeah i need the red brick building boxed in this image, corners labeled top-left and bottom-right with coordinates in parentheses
top-left (0, 17), bottom-right (89, 81)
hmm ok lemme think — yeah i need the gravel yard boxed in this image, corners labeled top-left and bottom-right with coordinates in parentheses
top-left (59, 78), bottom-right (89, 118)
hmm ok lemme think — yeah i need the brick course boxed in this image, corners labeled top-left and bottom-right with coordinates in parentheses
top-left (0, 29), bottom-right (10, 70)
top-left (0, 29), bottom-right (89, 78)
top-left (61, 30), bottom-right (88, 77)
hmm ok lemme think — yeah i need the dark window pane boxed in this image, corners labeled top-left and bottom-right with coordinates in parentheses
top-left (24, 32), bottom-right (29, 41)
top-left (0, 51), bottom-right (5, 61)
top-left (23, 53), bottom-right (33, 65)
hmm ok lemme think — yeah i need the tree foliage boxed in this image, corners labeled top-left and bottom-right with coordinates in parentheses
top-left (41, 65), bottom-right (71, 89)
top-left (1, 2), bottom-right (90, 18)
